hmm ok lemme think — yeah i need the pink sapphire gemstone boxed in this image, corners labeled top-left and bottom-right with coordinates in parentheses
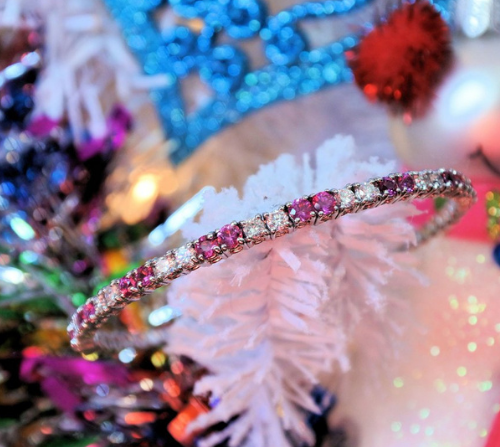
top-left (136, 265), bottom-right (154, 288)
top-left (398, 173), bottom-right (415, 192)
top-left (82, 302), bottom-right (95, 320)
top-left (289, 198), bottom-right (315, 222)
top-left (119, 277), bottom-right (135, 298)
top-left (378, 177), bottom-right (398, 197)
top-left (195, 235), bottom-right (219, 260)
top-left (312, 191), bottom-right (337, 214)
top-left (217, 224), bottom-right (242, 249)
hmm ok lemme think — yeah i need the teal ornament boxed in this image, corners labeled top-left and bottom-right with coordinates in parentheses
top-left (104, 0), bottom-right (452, 165)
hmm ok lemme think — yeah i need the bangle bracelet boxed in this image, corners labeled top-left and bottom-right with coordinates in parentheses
top-left (92, 327), bottom-right (173, 351)
top-left (69, 168), bottom-right (476, 353)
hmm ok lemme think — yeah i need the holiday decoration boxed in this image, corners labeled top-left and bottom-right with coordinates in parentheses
top-left (0, 0), bottom-right (490, 446)
top-left (486, 411), bottom-right (500, 447)
top-left (0, 109), bottom-right (129, 280)
top-left (161, 136), bottom-right (422, 446)
top-left (348, 0), bottom-right (453, 116)
top-left (0, 8), bottom-right (156, 446)
top-left (389, 33), bottom-right (500, 178)
top-left (0, 24), bottom-right (43, 130)
top-left (340, 1), bottom-right (500, 446)
top-left (104, 0), bottom-right (375, 164)
top-left (0, 348), bottom-right (212, 447)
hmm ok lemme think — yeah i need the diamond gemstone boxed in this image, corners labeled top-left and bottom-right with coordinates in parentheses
top-left (105, 283), bottom-right (120, 301)
top-left (338, 189), bottom-right (355, 207)
top-left (155, 255), bottom-right (178, 279)
top-left (95, 291), bottom-right (106, 314)
top-left (175, 245), bottom-right (197, 268)
top-left (241, 217), bottom-right (268, 239)
top-left (427, 172), bottom-right (443, 186)
top-left (265, 209), bottom-right (291, 232)
top-left (355, 183), bottom-right (379, 201)
top-left (414, 173), bottom-right (428, 189)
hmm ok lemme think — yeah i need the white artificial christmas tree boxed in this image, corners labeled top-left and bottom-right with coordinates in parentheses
top-left (162, 135), bottom-right (419, 446)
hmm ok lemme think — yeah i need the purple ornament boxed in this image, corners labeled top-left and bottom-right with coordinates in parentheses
top-left (27, 115), bottom-right (59, 137)
top-left (77, 105), bottom-right (132, 160)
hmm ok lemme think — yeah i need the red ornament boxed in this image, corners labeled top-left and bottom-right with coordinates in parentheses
top-left (347, 0), bottom-right (453, 116)
top-left (486, 410), bottom-right (500, 447)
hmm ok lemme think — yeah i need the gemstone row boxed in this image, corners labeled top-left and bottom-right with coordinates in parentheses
top-left (69, 169), bottom-right (472, 350)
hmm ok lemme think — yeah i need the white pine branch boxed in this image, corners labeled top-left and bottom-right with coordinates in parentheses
top-left (161, 136), bottom-right (418, 446)
top-left (1, 0), bottom-right (144, 142)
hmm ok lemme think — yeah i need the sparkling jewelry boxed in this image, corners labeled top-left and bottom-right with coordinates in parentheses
top-left (70, 168), bottom-right (476, 353)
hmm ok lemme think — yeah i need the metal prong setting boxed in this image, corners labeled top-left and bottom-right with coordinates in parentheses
top-left (69, 168), bottom-right (476, 353)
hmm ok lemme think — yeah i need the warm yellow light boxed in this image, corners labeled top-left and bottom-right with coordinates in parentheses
top-left (139, 378), bottom-right (154, 392)
top-left (132, 174), bottom-right (159, 203)
top-left (82, 352), bottom-right (99, 361)
top-left (151, 351), bottom-right (167, 368)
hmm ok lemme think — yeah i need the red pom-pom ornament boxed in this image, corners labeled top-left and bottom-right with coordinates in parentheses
top-left (348, 0), bottom-right (453, 116)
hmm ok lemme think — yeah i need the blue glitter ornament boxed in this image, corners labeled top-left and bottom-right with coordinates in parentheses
top-left (104, 0), bottom-right (453, 165)
top-left (224, 0), bottom-right (266, 39)
top-left (0, 69), bottom-right (37, 129)
top-left (160, 26), bottom-right (200, 77)
top-left (200, 45), bottom-right (248, 93)
top-left (0, 131), bottom-right (117, 277)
